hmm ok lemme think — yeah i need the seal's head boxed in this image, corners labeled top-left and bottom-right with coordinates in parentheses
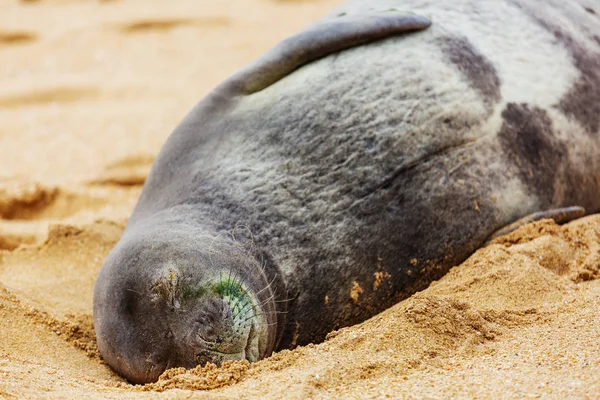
top-left (93, 221), bottom-right (280, 383)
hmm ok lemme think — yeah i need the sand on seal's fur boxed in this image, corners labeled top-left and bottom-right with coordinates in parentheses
top-left (1, 0), bottom-right (599, 398)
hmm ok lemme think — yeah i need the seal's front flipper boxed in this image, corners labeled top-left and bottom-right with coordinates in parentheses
top-left (488, 206), bottom-right (586, 242)
top-left (220, 12), bottom-right (431, 95)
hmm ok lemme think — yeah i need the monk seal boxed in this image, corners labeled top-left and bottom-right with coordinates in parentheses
top-left (93, 0), bottom-right (600, 383)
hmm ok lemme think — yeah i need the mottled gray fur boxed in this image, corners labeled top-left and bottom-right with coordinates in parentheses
top-left (94, 0), bottom-right (600, 383)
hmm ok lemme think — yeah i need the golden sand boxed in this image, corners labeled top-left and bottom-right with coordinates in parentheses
top-left (1, 1), bottom-right (599, 398)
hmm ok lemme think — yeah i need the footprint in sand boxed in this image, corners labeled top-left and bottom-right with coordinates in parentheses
top-left (118, 16), bottom-right (230, 34)
top-left (0, 87), bottom-right (99, 108)
top-left (0, 181), bottom-right (106, 221)
top-left (88, 154), bottom-right (155, 187)
top-left (0, 220), bottom-right (124, 334)
top-left (0, 287), bottom-right (100, 359)
top-left (0, 181), bottom-right (109, 250)
top-left (0, 182), bottom-right (58, 221)
top-left (0, 31), bottom-right (37, 46)
top-left (0, 229), bottom-right (38, 251)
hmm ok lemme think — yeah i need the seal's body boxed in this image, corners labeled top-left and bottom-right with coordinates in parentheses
top-left (94, 0), bottom-right (600, 383)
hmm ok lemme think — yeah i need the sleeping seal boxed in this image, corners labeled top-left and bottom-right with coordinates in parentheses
top-left (93, 0), bottom-right (600, 383)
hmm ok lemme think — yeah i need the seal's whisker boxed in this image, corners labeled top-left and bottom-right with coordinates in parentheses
top-left (242, 310), bottom-right (288, 323)
top-left (233, 294), bottom-right (256, 316)
top-left (233, 293), bottom-right (274, 323)
top-left (225, 266), bottom-right (235, 298)
top-left (239, 262), bottom-right (261, 288)
top-left (232, 297), bottom-right (259, 319)
top-left (253, 275), bottom-right (278, 298)
top-left (218, 268), bottom-right (225, 302)
top-left (233, 246), bottom-right (265, 287)
top-left (232, 223), bottom-right (255, 245)
top-left (227, 288), bottom-right (249, 317)
top-left (206, 231), bottom-right (225, 273)
top-left (262, 320), bottom-right (282, 328)
top-left (227, 267), bottom-right (265, 319)
top-left (273, 297), bottom-right (294, 304)
top-left (260, 311), bottom-right (289, 321)
top-left (225, 264), bottom-right (251, 312)
top-left (247, 292), bottom-right (276, 313)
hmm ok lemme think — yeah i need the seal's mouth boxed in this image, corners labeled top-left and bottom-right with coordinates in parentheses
top-left (195, 317), bottom-right (260, 366)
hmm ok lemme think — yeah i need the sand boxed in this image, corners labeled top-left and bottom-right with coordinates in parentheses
top-left (1, 0), bottom-right (599, 398)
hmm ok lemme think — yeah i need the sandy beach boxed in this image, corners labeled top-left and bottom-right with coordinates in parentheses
top-left (1, 0), bottom-right (599, 398)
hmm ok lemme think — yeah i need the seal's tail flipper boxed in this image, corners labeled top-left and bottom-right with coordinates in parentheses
top-left (219, 12), bottom-right (432, 95)
top-left (487, 206), bottom-right (586, 242)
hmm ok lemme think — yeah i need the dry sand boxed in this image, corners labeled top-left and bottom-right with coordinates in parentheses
top-left (1, 0), bottom-right (599, 398)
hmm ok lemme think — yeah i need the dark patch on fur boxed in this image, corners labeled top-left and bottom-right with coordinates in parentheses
top-left (498, 103), bottom-right (567, 202)
top-left (511, 3), bottom-right (600, 135)
top-left (584, 7), bottom-right (596, 15)
top-left (437, 36), bottom-right (501, 106)
top-left (552, 30), bottom-right (600, 135)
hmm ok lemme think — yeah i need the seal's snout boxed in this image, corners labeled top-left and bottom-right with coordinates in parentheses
top-left (178, 280), bottom-right (264, 367)
top-left (93, 227), bottom-right (281, 383)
